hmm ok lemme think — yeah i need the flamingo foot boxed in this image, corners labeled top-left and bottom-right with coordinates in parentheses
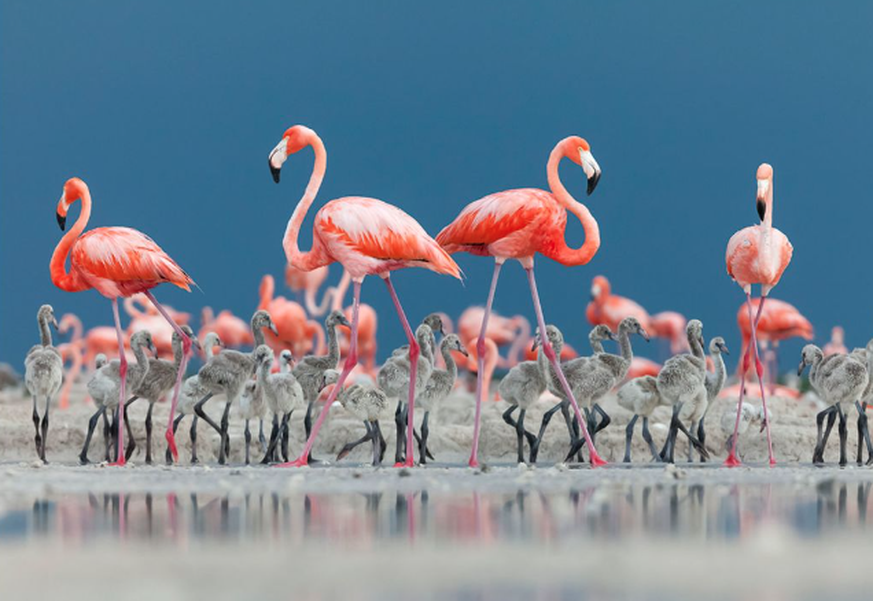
top-left (588, 452), bottom-right (608, 468)
top-left (393, 462), bottom-right (405, 468)
top-left (468, 457), bottom-right (480, 468)
top-left (274, 457), bottom-right (308, 468)
top-left (404, 458), bottom-right (415, 468)
top-left (165, 430), bottom-right (179, 462)
top-left (723, 452), bottom-right (742, 468)
top-left (769, 457), bottom-right (777, 467)
top-left (107, 458), bottom-right (127, 468)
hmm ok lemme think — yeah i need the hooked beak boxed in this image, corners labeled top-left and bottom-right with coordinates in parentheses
top-left (531, 336), bottom-right (540, 352)
top-left (756, 180), bottom-right (769, 221)
top-left (717, 342), bottom-right (730, 355)
top-left (337, 313), bottom-right (352, 328)
top-left (458, 344), bottom-right (469, 357)
top-left (51, 317), bottom-right (59, 330)
top-left (268, 138), bottom-right (288, 184)
top-left (148, 341), bottom-right (158, 357)
top-left (56, 212), bottom-right (66, 231)
top-left (580, 149), bottom-right (601, 195)
top-left (269, 323), bottom-right (279, 336)
top-left (607, 331), bottom-right (617, 341)
top-left (797, 361), bottom-right (806, 377)
top-left (641, 328), bottom-right (651, 342)
top-left (590, 284), bottom-right (601, 301)
top-left (191, 337), bottom-right (202, 352)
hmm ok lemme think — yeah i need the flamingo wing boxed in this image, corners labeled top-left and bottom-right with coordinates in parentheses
top-left (436, 189), bottom-right (552, 252)
top-left (72, 227), bottom-right (193, 291)
top-left (318, 198), bottom-right (460, 278)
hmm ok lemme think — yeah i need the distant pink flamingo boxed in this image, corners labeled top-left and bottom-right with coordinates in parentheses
top-left (124, 293), bottom-right (190, 358)
top-left (268, 125), bottom-right (460, 467)
top-left (83, 326), bottom-right (123, 367)
top-left (586, 275), bottom-right (653, 333)
top-left (57, 313), bottom-right (84, 409)
top-left (285, 263), bottom-right (334, 317)
top-left (199, 306), bottom-right (254, 349)
top-left (823, 326), bottom-right (848, 357)
top-left (437, 135), bottom-right (605, 466)
top-left (50, 177), bottom-right (194, 465)
top-left (258, 274), bottom-right (325, 357)
top-left (650, 311), bottom-right (689, 354)
top-left (724, 163), bottom-right (793, 467)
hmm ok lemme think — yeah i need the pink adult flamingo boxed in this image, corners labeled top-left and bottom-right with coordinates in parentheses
top-left (84, 325), bottom-right (122, 367)
top-left (823, 326), bottom-right (848, 357)
top-left (199, 306), bottom-right (254, 349)
top-left (268, 124), bottom-right (460, 467)
top-left (586, 275), bottom-right (653, 333)
top-left (50, 177), bottom-right (194, 465)
top-left (436, 135), bottom-right (605, 467)
top-left (124, 294), bottom-right (190, 358)
top-left (57, 313), bottom-right (84, 409)
top-left (650, 311), bottom-right (689, 354)
top-left (724, 163), bottom-right (793, 467)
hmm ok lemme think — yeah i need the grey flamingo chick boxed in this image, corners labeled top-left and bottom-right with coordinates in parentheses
top-left (656, 319), bottom-right (710, 464)
top-left (166, 332), bottom-right (224, 464)
top-left (194, 310), bottom-right (278, 465)
top-left (415, 333), bottom-right (466, 464)
top-left (563, 317), bottom-right (650, 462)
top-left (617, 375), bottom-right (662, 463)
top-left (378, 323), bottom-right (436, 464)
top-left (24, 305), bottom-right (63, 462)
top-left (255, 345), bottom-right (305, 464)
top-left (849, 340), bottom-right (873, 465)
top-left (530, 324), bottom-right (614, 463)
top-left (719, 402), bottom-right (770, 456)
top-left (293, 310), bottom-right (351, 463)
top-left (695, 337), bottom-right (730, 459)
top-left (82, 331), bottom-right (155, 464)
top-left (125, 325), bottom-right (200, 464)
top-left (336, 381), bottom-right (389, 466)
top-left (498, 326), bottom-right (559, 464)
top-left (798, 344), bottom-right (868, 466)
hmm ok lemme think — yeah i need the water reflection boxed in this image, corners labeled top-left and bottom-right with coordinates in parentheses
top-left (1, 479), bottom-right (870, 546)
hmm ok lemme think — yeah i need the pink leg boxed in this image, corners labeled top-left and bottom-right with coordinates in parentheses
top-left (276, 280), bottom-right (362, 467)
top-left (143, 290), bottom-right (191, 462)
top-left (110, 298), bottom-right (128, 466)
top-left (525, 265), bottom-right (605, 466)
top-left (384, 275), bottom-right (420, 468)
top-left (749, 295), bottom-right (776, 466)
top-left (725, 293), bottom-right (761, 467)
top-left (469, 260), bottom-right (502, 467)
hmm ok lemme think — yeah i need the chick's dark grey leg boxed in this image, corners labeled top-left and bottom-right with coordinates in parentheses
top-left (642, 417), bottom-right (661, 462)
top-left (81, 406), bottom-right (106, 465)
top-left (624, 414), bottom-right (639, 463)
top-left (530, 400), bottom-right (566, 464)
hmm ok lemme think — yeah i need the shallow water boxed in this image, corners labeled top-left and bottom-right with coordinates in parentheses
top-left (1, 464), bottom-right (872, 599)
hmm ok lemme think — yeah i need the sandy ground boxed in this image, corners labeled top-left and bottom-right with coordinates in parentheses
top-left (0, 380), bottom-right (859, 466)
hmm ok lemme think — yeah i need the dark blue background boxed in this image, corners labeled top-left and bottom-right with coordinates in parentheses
top-left (3, 2), bottom-right (871, 368)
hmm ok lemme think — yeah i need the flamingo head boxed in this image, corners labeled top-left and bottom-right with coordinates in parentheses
top-left (423, 313), bottom-right (446, 336)
top-left (756, 163), bottom-right (774, 222)
top-left (279, 349), bottom-right (294, 368)
top-left (798, 344), bottom-right (823, 376)
top-left (562, 136), bottom-right (601, 195)
top-left (710, 336), bottom-right (730, 356)
top-left (252, 310), bottom-right (279, 336)
top-left (131, 331), bottom-right (158, 357)
top-left (532, 324), bottom-right (564, 353)
top-left (57, 313), bottom-right (78, 336)
top-left (590, 324), bottom-right (616, 344)
top-left (269, 125), bottom-right (315, 183)
top-left (56, 177), bottom-right (88, 231)
top-left (590, 275), bottom-right (610, 302)
top-left (442, 334), bottom-right (468, 357)
top-left (252, 344), bottom-right (274, 374)
top-left (686, 319), bottom-right (704, 349)
top-left (38, 304), bottom-right (59, 331)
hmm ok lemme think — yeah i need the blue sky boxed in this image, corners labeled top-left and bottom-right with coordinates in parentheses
top-left (2, 2), bottom-right (872, 369)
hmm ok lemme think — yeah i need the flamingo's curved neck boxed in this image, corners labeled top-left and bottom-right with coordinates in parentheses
top-left (39, 314), bottom-right (54, 347)
top-left (545, 144), bottom-right (601, 266)
top-left (283, 134), bottom-right (329, 272)
top-left (506, 317), bottom-right (531, 366)
top-left (709, 350), bottom-right (726, 399)
top-left (50, 190), bottom-right (92, 293)
top-left (325, 319), bottom-right (342, 366)
top-left (252, 319), bottom-right (267, 348)
top-left (616, 325), bottom-right (634, 363)
top-left (132, 338), bottom-right (150, 374)
top-left (305, 284), bottom-right (334, 317)
top-left (258, 275), bottom-right (274, 311)
top-left (441, 340), bottom-right (458, 382)
top-left (589, 333), bottom-right (605, 354)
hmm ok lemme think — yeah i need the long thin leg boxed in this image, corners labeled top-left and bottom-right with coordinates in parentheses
top-left (857, 402), bottom-right (873, 466)
top-left (697, 419), bottom-right (707, 463)
top-left (143, 290), bottom-right (192, 463)
top-left (642, 417), bottom-right (660, 461)
top-left (193, 393), bottom-right (221, 459)
top-left (219, 401), bottom-right (232, 465)
top-left (258, 418), bottom-right (268, 455)
top-left (166, 414), bottom-right (184, 465)
top-left (110, 298), bottom-right (128, 466)
top-left (517, 409), bottom-right (530, 465)
top-left (525, 264), bottom-right (604, 466)
top-left (337, 422), bottom-right (374, 461)
top-left (687, 420), bottom-right (697, 463)
top-left (144, 402), bottom-right (154, 464)
top-left (80, 406), bottom-right (106, 465)
top-left (278, 279), bottom-right (363, 468)
top-left (530, 400), bottom-right (566, 463)
top-left (303, 400), bottom-right (317, 463)
top-left (244, 419), bottom-right (252, 465)
top-left (725, 293), bottom-right (757, 467)
top-left (394, 401), bottom-right (406, 464)
top-left (676, 419), bottom-right (709, 462)
top-left (280, 412), bottom-right (292, 462)
top-left (813, 406), bottom-right (836, 464)
top-left (123, 396), bottom-right (140, 459)
top-left (469, 260), bottom-right (503, 468)
top-left (39, 394), bottom-right (51, 462)
top-left (261, 414), bottom-right (280, 465)
top-left (624, 415), bottom-right (639, 463)
top-left (190, 415), bottom-right (200, 464)
top-left (31, 395), bottom-right (42, 459)
top-left (748, 295), bottom-right (775, 465)
top-left (384, 274), bottom-right (420, 469)
top-left (502, 405), bottom-right (525, 464)
top-left (838, 404), bottom-right (848, 467)
top-left (419, 411), bottom-right (430, 465)
top-left (372, 421), bottom-right (383, 466)
top-left (102, 411), bottom-right (112, 462)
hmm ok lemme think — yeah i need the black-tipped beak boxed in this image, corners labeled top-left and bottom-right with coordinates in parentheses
top-left (719, 343), bottom-right (730, 356)
top-left (797, 362), bottom-right (805, 377)
top-left (458, 345), bottom-right (469, 357)
top-left (607, 332), bottom-right (617, 341)
top-left (756, 199), bottom-right (767, 221)
top-left (531, 338), bottom-right (540, 352)
top-left (269, 324), bottom-right (279, 336)
top-left (191, 337), bottom-right (202, 352)
top-left (640, 328), bottom-right (650, 342)
top-left (587, 171), bottom-right (601, 196)
top-left (56, 212), bottom-right (66, 231)
top-left (51, 318), bottom-right (59, 330)
top-left (149, 342), bottom-right (158, 357)
top-left (270, 162), bottom-right (281, 184)
top-left (439, 324), bottom-right (446, 336)
top-left (338, 314), bottom-right (352, 328)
